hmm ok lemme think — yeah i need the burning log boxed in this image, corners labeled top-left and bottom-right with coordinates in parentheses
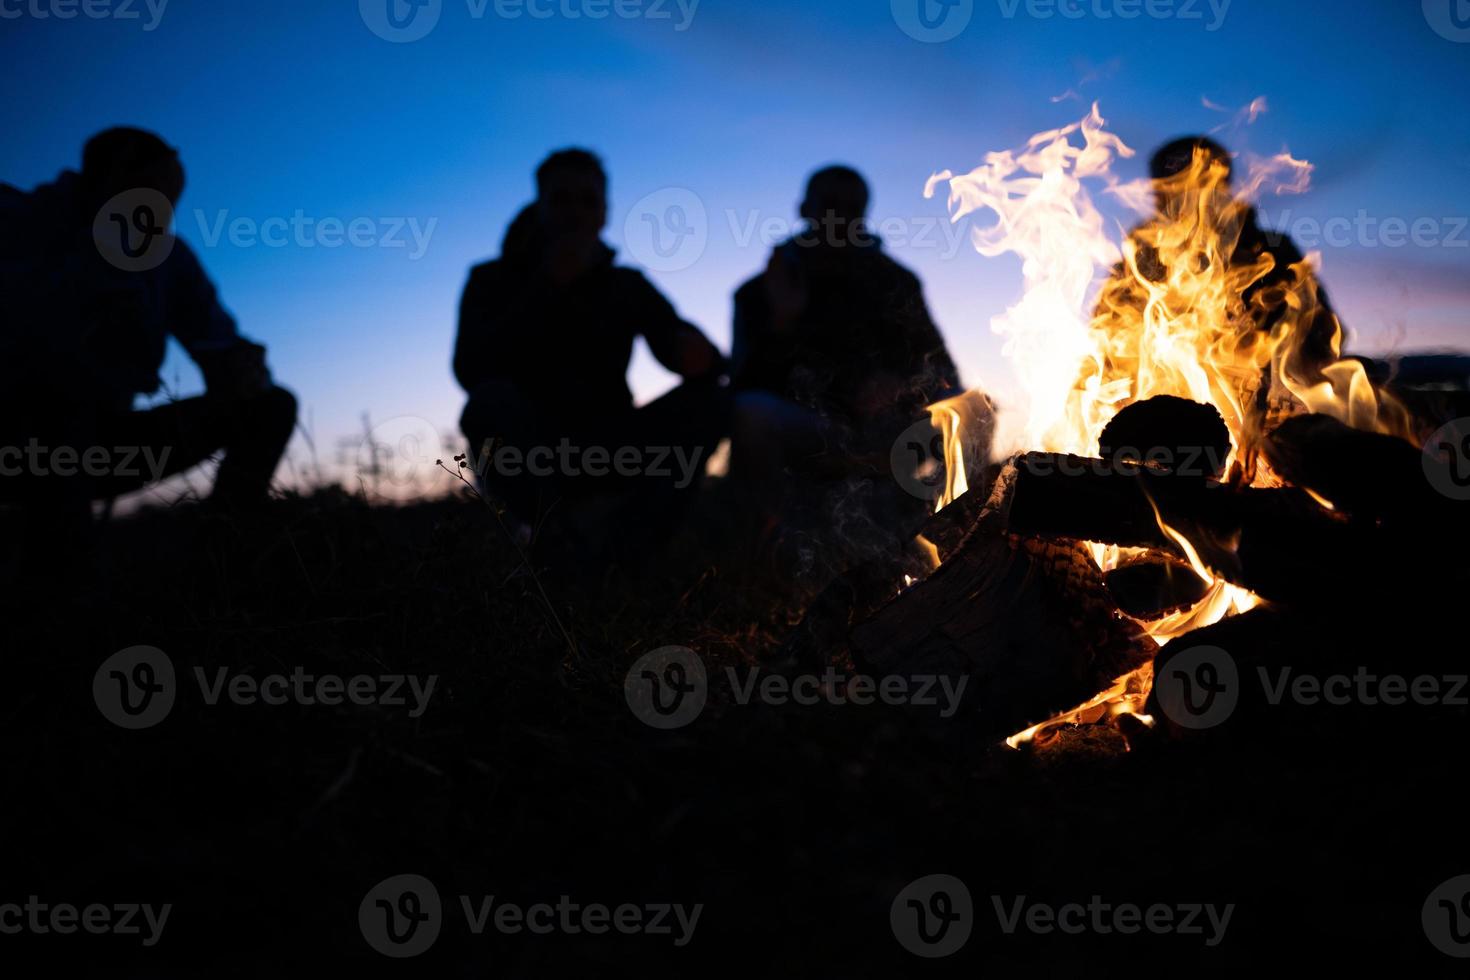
top-left (1261, 414), bottom-right (1446, 526)
top-left (1005, 452), bottom-right (1224, 550)
top-left (849, 472), bottom-right (1156, 737)
top-left (916, 462), bottom-right (1002, 562)
top-left (1103, 554), bottom-right (1211, 620)
top-left (1001, 451), bottom-right (1387, 606)
top-left (1097, 395), bottom-right (1232, 478)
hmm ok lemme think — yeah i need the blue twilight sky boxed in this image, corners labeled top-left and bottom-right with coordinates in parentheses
top-left (2, 0), bottom-right (1468, 482)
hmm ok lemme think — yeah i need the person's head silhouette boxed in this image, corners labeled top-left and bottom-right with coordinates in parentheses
top-left (82, 127), bottom-right (184, 210)
top-left (800, 165), bottom-right (869, 246)
top-left (1149, 135), bottom-right (1232, 214)
top-left (534, 148), bottom-right (607, 249)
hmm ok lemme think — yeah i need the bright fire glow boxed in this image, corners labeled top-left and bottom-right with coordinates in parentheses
top-left (922, 103), bottom-right (1412, 745)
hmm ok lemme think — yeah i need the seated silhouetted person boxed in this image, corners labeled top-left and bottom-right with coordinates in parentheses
top-left (730, 166), bottom-right (960, 522)
top-left (0, 129), bottom-right (297, 544)
top-left (454, 149), bottom-right (727, 540)
top-left (1097, 137), bottom-right (1342, 409)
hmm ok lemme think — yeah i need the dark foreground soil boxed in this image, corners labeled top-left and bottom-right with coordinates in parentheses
top-left (2, 486), bottom-right (1465, 976)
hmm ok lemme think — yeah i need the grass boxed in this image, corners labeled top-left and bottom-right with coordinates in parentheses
top-left (1, 482), bottom-right (1464, 976)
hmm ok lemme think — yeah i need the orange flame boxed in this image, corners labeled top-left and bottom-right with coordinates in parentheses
top-left (924, 104), bottom-right (1412, 746)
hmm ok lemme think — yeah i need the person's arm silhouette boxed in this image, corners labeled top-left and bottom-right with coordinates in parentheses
top-left (162, 240), bottom-right (273, 399)
top-left (627, 271), bottom-right (724, 381)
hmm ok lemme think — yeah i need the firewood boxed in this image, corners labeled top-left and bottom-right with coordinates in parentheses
top-left (1000, 452), bottom-right (1386, 606)
top-left (849, 473), bottom-right (1155, 737)
top-left (916, 462), bottom-right (1002, 562)
top-left (1103, 554), bottom-right (1211, 619)
top-left (1262, 414), bottom-right (1444, 525)
top-left (1098, 395), bottom-right (1232, 478)
top-left (1003, 452), bottom-right (1245, 551)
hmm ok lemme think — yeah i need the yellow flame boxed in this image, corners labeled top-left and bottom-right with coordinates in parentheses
top-left (1005, 664), bottom-right (1155, 749)
top-left (923, 104), bottom-right (1412, 745)
top-left (929, 400), bottom-right (969, 511)
top-left (926, 104), bottom-right (1410, 585)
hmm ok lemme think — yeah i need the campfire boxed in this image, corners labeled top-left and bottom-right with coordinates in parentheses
top-left (849, 104), bottom-right (1446, 750)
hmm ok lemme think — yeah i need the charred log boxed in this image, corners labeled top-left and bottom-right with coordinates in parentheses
top-left (917, 462), bottom-right (1003, 562)
top-left (1001, 451), bottom-right (1403, 606)
top-left (1103, 554), bottom-right (1212, 619)
top-left (1098, 395), bottom-right (1232, 478)
top-left (850, 472), bottom-right (1155, 738)
top-left (1262, 414), bottom-right (1446, 527)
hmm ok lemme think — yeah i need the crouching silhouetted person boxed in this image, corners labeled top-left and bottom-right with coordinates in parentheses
top-left (730, 165), bottom-right (961, 534)
top-left (0, 128), bottom-right (298, 555)
top-left (454, 149), bottom-right (728, 549)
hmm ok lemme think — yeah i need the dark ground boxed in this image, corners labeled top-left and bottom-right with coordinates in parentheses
top-left (2, 482), bottom-right (1466, 977)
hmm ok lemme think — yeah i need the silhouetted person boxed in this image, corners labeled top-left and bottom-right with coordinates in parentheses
top-left (729, 165), bottom-right (960, 523)
top-left (454, 149), bottom-right (727, 540)
top-left (0, 128), bottom-right (297, 553)
top-left (1097, 137), bottom-right (1342, 425)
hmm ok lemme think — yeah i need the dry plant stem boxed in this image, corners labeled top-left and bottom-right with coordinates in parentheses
top-left (437, 460), bottom-right (578, 660)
